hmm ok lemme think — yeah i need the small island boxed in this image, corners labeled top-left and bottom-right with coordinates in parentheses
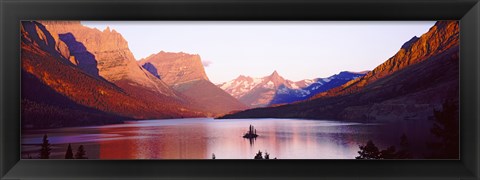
top-left (243, 125), bottom-right (259, 139)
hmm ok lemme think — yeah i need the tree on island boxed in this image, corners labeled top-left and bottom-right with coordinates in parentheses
top-left (212, 153), bottom-right (216, 159)
top-left (39, 134), bottom-right (51, 159)
top-left (427, 100), bottom-right (459, 159)
top-left (75, 145), bottom-right (88, 159)
top-left (65, 144), bottom-right (74, 159)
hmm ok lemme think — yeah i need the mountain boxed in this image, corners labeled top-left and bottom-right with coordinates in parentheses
top-left (218, 71), bottom-right (311, 107)
top-left (38, 21), bottom-right (182, 98)
top-left (270, 71), bottom-right (367, 105)
top-left (218, 70), bottom-right (365, 107)
top-left (139, 51), bottom-right (210, 85)
top-left (311, 21), bottom-right (459, 99)
top-left (21, 21), bottom-right (206, 128)
top-left (221, 21), bottom-right (459, 122)
top-left (139, 51), bottom-right (247, 115)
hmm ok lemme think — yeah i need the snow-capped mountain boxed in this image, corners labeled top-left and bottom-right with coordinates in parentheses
top-left (217, 71), bottom-right (310, 107)
top-left (270, 71), bottom-right (368, 105)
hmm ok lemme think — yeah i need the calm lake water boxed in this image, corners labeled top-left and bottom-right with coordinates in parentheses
top-left (21, 118), bottom-right (432, 159)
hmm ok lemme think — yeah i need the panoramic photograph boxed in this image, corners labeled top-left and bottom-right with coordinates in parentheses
top-left (21, 21), bottom-right (459, 159)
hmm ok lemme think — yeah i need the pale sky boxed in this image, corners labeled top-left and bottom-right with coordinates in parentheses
top-left (82, 21), bottom-right (436, 84)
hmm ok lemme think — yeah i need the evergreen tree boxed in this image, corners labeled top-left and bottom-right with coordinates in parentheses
top-left (65, 144), bottom-right (74, 159)
top-left (264, 152), bottom-right (270, 159)
top-left (254, 151), bottom-right (263, 159)
top-left (75, 145), bottom-right (88, 159)
top-left (357, 134), bottom-right (414, 159)
top-left (39, 134), bottom-right (51, 159)
top-left (428, 100), bottom-right (459, 159)
top-left (356, 140), bottom-right (380, 159)
top-left (212, 153), bottom-right (216, 159)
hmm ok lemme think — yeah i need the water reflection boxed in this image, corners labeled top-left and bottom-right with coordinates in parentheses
top-left (21, 118), bottom-right (429, 159)
top-left (247, 137), bottom-right (256, 146)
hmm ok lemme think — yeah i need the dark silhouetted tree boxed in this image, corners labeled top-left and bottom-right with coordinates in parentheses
top-left (65, 144), bottom-right (74, 159)
top-left (75, 145), bottom-right (87, 159)
top-left (264, 152), bottom-right (270, 159)
top-left (357, 134), bottom-right (416, 159)
top-left (212, 153), bottom-right (216, 159)
top-left (428, 100), bottom-right (459, 159)
top-left (356, 140), bottom-right (380, 159)
top-left (254, 151), bottom-right (263, 159)
top-left (39, 134), bottom-right (51, 159)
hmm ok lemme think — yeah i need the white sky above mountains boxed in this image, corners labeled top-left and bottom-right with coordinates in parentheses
top-left (82, 21), bottom-right (436, 84)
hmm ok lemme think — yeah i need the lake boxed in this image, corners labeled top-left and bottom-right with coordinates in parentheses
top-left (21, 118), bottom-right (431, 159)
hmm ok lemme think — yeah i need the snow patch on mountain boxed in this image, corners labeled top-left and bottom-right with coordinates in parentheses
top-left (269, 71), bottom-right (369, 105)
top-left (217, 70), bottom-right (369, 107)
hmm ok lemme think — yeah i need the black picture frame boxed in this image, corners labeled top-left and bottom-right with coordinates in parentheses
top-left (1, 0), bottom-right (479, 179)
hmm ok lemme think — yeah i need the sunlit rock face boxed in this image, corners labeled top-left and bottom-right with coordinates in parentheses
top-left (312, 21), bottom-right (460, 99)
top-left (21, 21), bottom-right (210, 129)
top-left (139, 51), bottom-right (247, 115)
top-left (139, 51), bottom-right (209, 85)
top-left (38, 21), bottom-right (177, 97)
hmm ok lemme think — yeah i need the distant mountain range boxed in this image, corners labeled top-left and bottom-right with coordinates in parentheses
top-left (218, 71), bottom-right (367, 107)
top-left (221, 21), bottom-right (459, 122)
top-left (270, 71), bottom-right (368, 105)
top-left (217, 71), bottom-right (306, 107)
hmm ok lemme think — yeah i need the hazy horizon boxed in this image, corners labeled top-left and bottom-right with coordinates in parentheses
top-left (81, 21), bottom-right (436, 84)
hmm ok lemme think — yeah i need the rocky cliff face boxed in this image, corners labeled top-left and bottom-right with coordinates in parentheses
top-left (221, 21), bottom-right (459, 122)
top-left (139, 51), bottom-right (247, 115)
top-left (21, 21), bottom-right (71, 61)
top-left (38, 21), bottom-right (177, 97)
top-left (139, 51), bottom-right (209, 85)
top-left (21, 21), bottom-right (207, 128)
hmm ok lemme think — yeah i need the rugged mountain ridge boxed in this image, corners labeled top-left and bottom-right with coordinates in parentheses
top-left (39, 21), bottom-right (179, 98)
top-left (270, 71), bottom-right (367, 105)
top-left (139, 51), bottom-right (247, 115)
top-left (218, 71), bottom-right (310, 107)
top-left (312, 21), bottom-right (459, 99)
top-left (21, 21), bottom-right (206, 128)
top-left (139, 51), bottom-right (210, 85)
top-left (218, 70), bottom-right (365, 107)
top-left (221, 21), bottom-right (459, 122)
